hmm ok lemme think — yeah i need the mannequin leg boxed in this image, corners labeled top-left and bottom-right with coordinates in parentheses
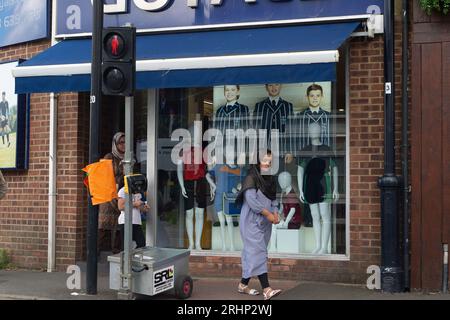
top-left (318, 203), bottom-right (331, 254)
top-left (225, 215), bottom-right (235, 251)
top-left (185, 209), bottom-right (194, 250)
top-left (282, 208), bottom-right (296, 229)
top-left (310, 204), bottom-right (321, 254)
top-left (217, 211), bottom-right (227, 251)
top-left (195, 208), bottom-right (204, 250)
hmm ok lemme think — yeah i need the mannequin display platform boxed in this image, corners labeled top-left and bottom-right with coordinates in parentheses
top-left (297, 123), bottom-right (339, 254)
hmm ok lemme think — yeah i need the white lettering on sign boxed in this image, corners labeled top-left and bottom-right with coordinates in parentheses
top-left (188, 0), bottom-right (257, 8)
top-left (90, 0), bottom-right (127, 14)
top-left (2, 7), bottom-right (43, 29)
top-left (66, 5), bottom-right (81, 30)
top-left (85, 0), bottom-right (283, 12)
top-left (89, 0), bottom-right (170, 14)
top-left (134, 0), bottom-right (171, 11)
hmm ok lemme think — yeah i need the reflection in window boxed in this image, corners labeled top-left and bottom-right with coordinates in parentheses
top-left (153, 77), bottom-right (347, 257)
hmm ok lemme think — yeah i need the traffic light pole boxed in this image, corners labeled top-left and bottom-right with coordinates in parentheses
top-left (86, 0), bottom-right (103, 295)
top-left (118, 96), bottom-right (135, 300)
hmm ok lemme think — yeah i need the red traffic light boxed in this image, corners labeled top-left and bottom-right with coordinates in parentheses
top-left (104, 32), bottom-right (125, 59)
top-left (102, 26), bottom-right (136, 96)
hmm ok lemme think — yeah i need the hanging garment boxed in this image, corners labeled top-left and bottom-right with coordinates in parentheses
top-left (82, 159), bottom-right (118, 205)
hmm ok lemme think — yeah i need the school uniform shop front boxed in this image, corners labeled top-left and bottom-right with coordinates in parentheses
top-left (3, 0), bottom-right (403, 285)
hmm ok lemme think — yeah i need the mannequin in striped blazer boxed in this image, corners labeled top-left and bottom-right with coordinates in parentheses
top-left (253, 84), bottom-right (295, 172)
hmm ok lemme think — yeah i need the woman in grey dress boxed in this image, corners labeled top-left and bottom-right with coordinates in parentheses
top-left (235, 150), bottom-right (282, 300)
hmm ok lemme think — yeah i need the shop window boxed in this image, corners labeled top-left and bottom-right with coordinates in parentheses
top-left (147, 51), bottom-right (348, 258)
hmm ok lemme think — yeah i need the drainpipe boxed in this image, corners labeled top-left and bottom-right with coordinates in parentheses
top-left (47, 0), bottom-right (59, 273)
top-left (401, 0), bottom-right (410, 291)
top-left (47, 92), bottom-right (57, 273)
top-left (378, 0), bottom-right (403, 292)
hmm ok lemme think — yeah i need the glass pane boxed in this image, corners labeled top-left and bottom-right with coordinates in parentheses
top-left (154, 60), bottom-right (347, 256)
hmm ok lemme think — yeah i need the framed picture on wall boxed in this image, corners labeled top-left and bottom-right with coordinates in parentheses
top-left (0, 60), bottom-right (29, 170)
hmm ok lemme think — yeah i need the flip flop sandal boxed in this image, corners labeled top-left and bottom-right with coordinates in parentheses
top-left (238, 284), bottom-right (260, 296)
top-left (263, 288), bottom-right (282, 300)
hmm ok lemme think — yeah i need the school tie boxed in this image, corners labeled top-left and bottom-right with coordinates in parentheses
top-left (271, 99), bottom-right (277, 109)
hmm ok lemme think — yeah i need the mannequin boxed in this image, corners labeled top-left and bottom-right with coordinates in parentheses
top-left (210, 85), bottom-right (249, 251)
top-left (299, 84), bottom-right (331, 149)
top-left (270, 171), bottom-right (302, 252)
top-left (209, 149), bottom-right (246, 251)
top-left (177, 115), bottom-right (215, 250)
top-left (297, 123), bottom-right (339, 254)
top-left (253, 84), bottom-right (295, 168)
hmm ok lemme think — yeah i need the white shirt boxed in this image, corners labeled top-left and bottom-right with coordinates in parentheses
top-left (118, 187), bottom-right (142, 225)
top-left (269, 97), bottom-right (280, 106)
top-left (226, 100), bottom-right (237, 107)
top-left (309, 106), bottom-right (320, 114)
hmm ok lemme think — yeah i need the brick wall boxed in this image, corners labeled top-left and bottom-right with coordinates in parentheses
top-left (0, 40), bottom-right (89, 270)
top-left (189, 27), bottom-right (407, 284)
top-left (55, 93), bottom-right (89, 268)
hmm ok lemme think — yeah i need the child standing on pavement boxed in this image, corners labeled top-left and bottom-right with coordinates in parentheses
top-left (117, 185), bottom-right (149, 250)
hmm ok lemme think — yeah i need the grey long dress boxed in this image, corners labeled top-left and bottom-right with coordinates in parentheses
top-left (240, 188), bottom-right (278, 279)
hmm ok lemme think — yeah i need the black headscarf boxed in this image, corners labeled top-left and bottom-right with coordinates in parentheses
top-left (236, 164), bottom-right (277, 205)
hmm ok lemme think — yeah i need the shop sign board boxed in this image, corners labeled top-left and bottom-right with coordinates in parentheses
top-left (0, 0), bottom-right (49, 48)
top-left (57, 0), bottom-right (384, 37)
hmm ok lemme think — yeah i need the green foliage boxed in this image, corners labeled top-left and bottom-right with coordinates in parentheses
top-left (0, 249), bottom-right (10, 269)
top-left (419, 0), bottom-right (450, 15)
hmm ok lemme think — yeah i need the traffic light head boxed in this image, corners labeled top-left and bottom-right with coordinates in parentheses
top-left (102, 27), bottom-right (136, 96)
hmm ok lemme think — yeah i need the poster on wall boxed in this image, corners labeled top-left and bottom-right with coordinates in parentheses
top-left (212, 82), bottom-right (333, 159)
top-left (213, 83), bottom-right (332, 115)
top-left (0, 0), bottom-right (49, 48)
top-left (0, 60), bottom-right (29, 170)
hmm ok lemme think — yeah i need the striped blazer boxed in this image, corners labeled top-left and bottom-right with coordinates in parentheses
top-left (213, 102), bottom-right (250, 156)
top-left (298, 107), bottom-right (331, 149)
top-left (253, 97), bottom-right (295, 156)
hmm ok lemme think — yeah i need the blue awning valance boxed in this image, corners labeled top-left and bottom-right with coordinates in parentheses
top-left (13, 21), bottom-right (359, 93)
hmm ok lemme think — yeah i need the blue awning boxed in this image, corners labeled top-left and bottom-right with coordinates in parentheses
top-left (13, 22), bottom-right (359, 93)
